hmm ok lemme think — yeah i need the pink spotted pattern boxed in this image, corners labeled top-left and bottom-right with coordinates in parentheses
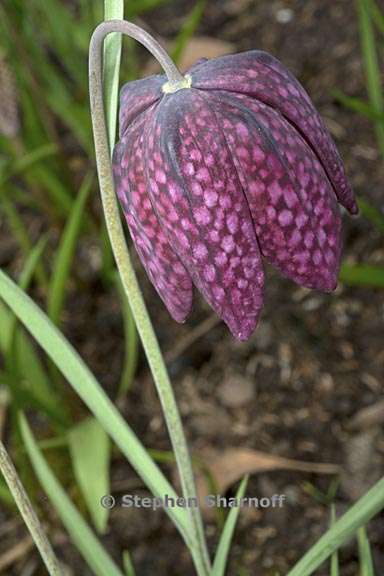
top-left (119, 75), bottom-right (163, 137)
top-left (144, 89), bottom-right (264, 340)
top-left (112, 49), bottom-right (357, 340)
top-left (191, 51), bottom-right (357, 214)
top-left (113, 113), bottom-right (193, 322)
top-left (208, 91), bottom-right (342, 291)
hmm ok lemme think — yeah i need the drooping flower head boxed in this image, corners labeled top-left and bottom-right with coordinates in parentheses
top-left (112, 50), bottom-right (357, 341)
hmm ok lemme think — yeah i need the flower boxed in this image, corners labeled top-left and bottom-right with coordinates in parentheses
top-left (112, 50), bottom-right (357, 341)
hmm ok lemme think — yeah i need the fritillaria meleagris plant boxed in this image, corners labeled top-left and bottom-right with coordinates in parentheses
top-left (112, 46), bottom-right (357, 341)
top-left (89, 20), bottom-right (356, 576)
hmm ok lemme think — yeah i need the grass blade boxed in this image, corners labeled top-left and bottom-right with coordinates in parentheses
top-left (340, 263), bottom-right (384, 287)
top-left (286, 476), bottom-right (384, 576)
top-left (211, 476), bottom-right (248, 576)
top-left (332, 89), bottom-right (384, 123)
top-left (99, 0), bottom-right (124, 285)
top-left (31, 165), bottom-right (74, 216)
top-left (357, 197), bottom-right (384, 233)
top-left (103, 0), bottom-right (124, 150)
top-left (0, 193), bottom-right (48, 289)
top-left (171, 0), bottom-right (206, 64)
top-left (47, 172), bottom-right (93, 326)
top-left (122, 550), bottom-right (136, 576)
top-left (19, 412), bottom-right (124, 576)
top-left (0, 143), bottom-right (58, 186)
top-left (68, 417), bottom-right (111, 535)
top-left (13, 328), bottom-right (68, 425)
top-left (0, 307), bottom-right (66, 424)
top-left (357, 0), bottom-right (384, 158)
top-left (330, 506), bottom-right (339, 576)
top-left (7, 235), bottom-right (48, 355)
top-left (358, 527), bottom-right (375, 576)
top-left (0, 476), bottom-right (14, 507)
top-left (125, 0), bottom-right (173, 17)
top-left (0, 248), bottom-right (66, 424)
top-left (0, 268), bottom-right (191, 541)
top-left (0, 302), bottom-right (67, 425)
top-left (29, 0), bottom-right (86, 87)
top-left (367, 0), bottom-right (384, 36)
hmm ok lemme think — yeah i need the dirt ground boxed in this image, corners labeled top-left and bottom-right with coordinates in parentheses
top-left (1, 0), bottom-right (384, 575)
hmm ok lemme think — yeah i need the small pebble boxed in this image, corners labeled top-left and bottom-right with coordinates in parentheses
top-left (275, 8), bottom-right (294, 24)
top-left (217, 373), bottom-right (254, 408)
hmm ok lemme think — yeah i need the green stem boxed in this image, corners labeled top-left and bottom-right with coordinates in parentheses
top-left (88, 20), bottom-right (210, 576)
top-left (0, 439), bottom-right (64, 576)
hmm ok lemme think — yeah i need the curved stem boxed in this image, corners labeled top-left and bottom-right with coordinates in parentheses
top-left (89, 21), bottom-right (210, 576)
top-left (0, 440), bottom-right (64, 576)
top-left (92, 20), bottom-right (184, 85)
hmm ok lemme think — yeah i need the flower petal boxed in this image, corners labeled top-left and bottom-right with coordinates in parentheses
top-left (118, 75), bottom-right (165, 137)
top-left (113, 111), bottom-right (193, 322)
top-left (191, 51), bottom-right (357, 214)
top-left (144, 88), bottom-right (264, 340)
top-left (210, 91), bottom-right (342, 291)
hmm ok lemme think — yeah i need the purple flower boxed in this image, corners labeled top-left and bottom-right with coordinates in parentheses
top-left (112, 50), bottom-right (357, 341)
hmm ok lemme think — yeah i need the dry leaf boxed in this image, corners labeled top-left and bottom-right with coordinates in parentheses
top-left (143, 36), bottom-right (235, 76)
top-left (195, 447), bottom-right (340, 516)
top-left (0, 535), bottom-right (34, 574)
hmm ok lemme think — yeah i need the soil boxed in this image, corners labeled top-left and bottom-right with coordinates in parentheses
top-left (1, 0), bottom-right (383, 575)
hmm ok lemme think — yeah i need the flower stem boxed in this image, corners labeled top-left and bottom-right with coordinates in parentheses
top-left (0, 439), bottom-right (64, 576)
top-left (89, 21), bottom-right (211, 576)
top-left (93, 20), bottom-right (184, 85)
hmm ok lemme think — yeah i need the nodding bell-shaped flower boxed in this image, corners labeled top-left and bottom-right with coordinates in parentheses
top-left (112, 50), bottom-right (357, 341)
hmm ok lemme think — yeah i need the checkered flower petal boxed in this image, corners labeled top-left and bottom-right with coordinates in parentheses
top-left (118, 75), bottom-right (164, 137)
top-left (190, 50), bottom-right (357, 214)
top-left (209, 91), bottom-right (342, 291)
top-left (143, 88), bottom-right (264, 341)
top-left (113, 111), bottom-right (193, 322)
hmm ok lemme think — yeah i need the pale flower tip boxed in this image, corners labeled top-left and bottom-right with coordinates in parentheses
top-left (224, 313), bottom-right (261, 341)
top-left (349, 200), bottom-right (359, 216)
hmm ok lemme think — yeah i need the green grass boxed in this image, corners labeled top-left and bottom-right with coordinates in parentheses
top-left (0, 0), bottom-right (170, 564)
top-left (47, 172), bottom-right (93, 326)
top-left (335, 0), bottom-right (384, 289)
top-left (330, 506), bottom-right (339, 576)
top-left (0, 0), bottom-right (150, 502)
top-left (20, 412), bottom-right (124, 576)
top-left (340, 263), bottom-right (384, 287)
top-left (287, 478), bottom-right (384, 576)
top-left (358, 526), bottom-right (376, 575)
top-left (0, 266), bottom-right (191, 541)
top-left (357, 0), bottom-right (384, 159)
